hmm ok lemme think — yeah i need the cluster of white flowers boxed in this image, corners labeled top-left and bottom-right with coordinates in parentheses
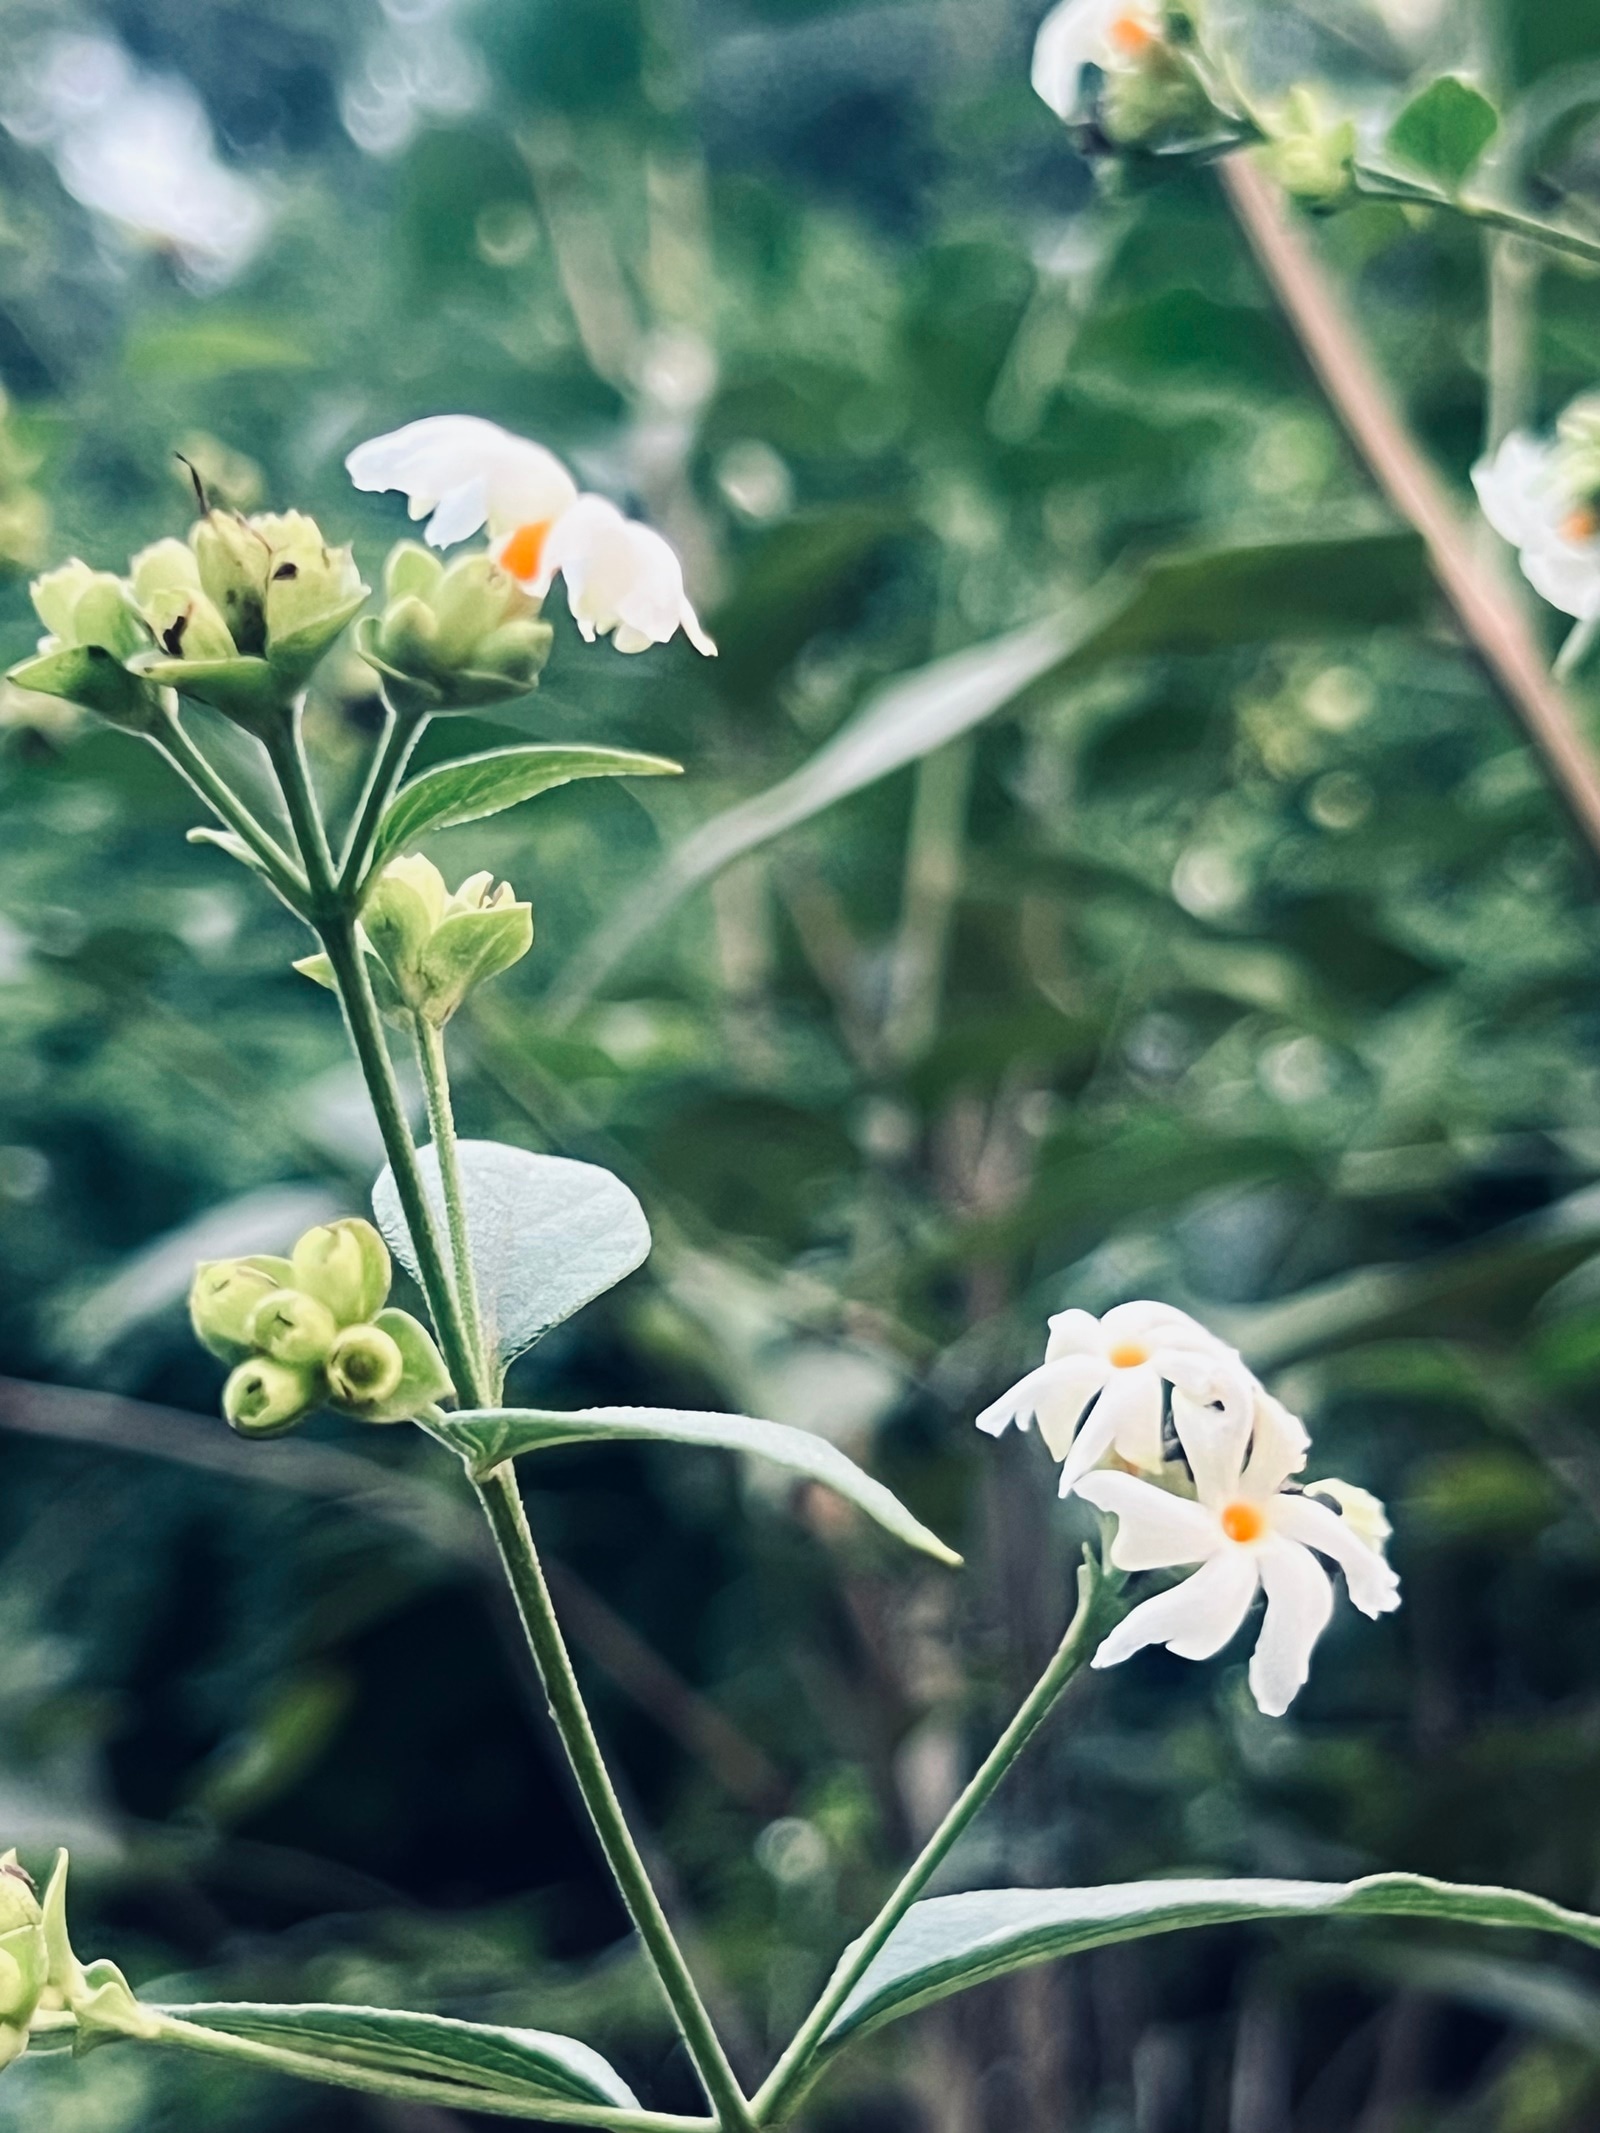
top-left (978, 1301), bottom-right (1399, 1715)
top-left (1473, 398), bottom-right (1600, 623)
top-left (346, 415), bottom-right (715, 657)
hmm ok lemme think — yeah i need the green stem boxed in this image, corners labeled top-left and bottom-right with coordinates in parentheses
top-left (1555, 613), bottom-right (1600, 683)
top-left (142, 2011), bottom-right (711, 2130)
top-left (474, 1464), bottom-right (757, 2133)
top-left (754, 1553), bottom-right (1120, 2125)
top-left (340, 695), bottom-right (427, 895)
top-left (320, 921), bottom-right (484, 1406)
top-left (151, 704), bottom-right (307, 907)
top-left (268, 701), bottom-right (339, 905)
top-left (1352, 161), bottom-right (1600, 269)
top-left (414, 1011), bottom-right (491, 1396)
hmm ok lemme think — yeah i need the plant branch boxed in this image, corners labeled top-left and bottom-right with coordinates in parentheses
top-left (473, 1463), bottom-right (757, 2133)
top-left (1352, 160), bottom-right (1600, 270)
top-left (753, 1551), bottom-right (1119, 2124)
top-left (151, 703), bottom-right (307, 907)
top-left (414, 1012), bottom-right (491, 1398)
top-left (341, 696), bottom-right (428, 894)
top-left (1219, 154), bottom-right (1600, 869)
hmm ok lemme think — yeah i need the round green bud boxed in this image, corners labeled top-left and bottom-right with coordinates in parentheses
top-left (223, 1356), bottom-right (320, 1438)
top-left (290, 1217), bottom-right (391, 1327)
top-left (0, 1854), bottom-right (45, 2067)
top-left (332, 1308), bottom-right (454, 1423)
top-left (189, 1256), bottom-right (295, 1363)
top-left (325, 1323), bottom-right (405, 1411)
top-left (249, 1287), bottom-right (338, 1367)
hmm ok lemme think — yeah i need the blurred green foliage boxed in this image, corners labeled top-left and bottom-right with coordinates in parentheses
top-left (2, 0), bottom-right (1600, 2127)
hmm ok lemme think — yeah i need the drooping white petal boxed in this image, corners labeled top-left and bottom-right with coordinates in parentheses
top-left (1170, 1382), bottom-right (1251, 1505)
top-left (1043, 1306), bottom-right (1106, 1361)
top-left (1241, 1389), bottom-right (1311, 1498)
top-left (1058, 1364), bottom-right (1163, 1491)
top-left (1092, 1549), bottom-right (1260, 1670)
top-left (1471, 432), bottom-right (1558, 550)
top-left (534, 496), bottom-right (716, 656)
top-left (974, 1354), bottom-right (1104, 1450)
top-left (1247, 1538), bottom-right (1334, 1716)
top-left (346, 415), bottom-right (578, 546)
top-left (1520, 536), bottom-right (1600, 620)
top-left (1273, 1492), bottom-right (1401, 1619)
top-left (1075, 1469), bottom-right (1219, 1570)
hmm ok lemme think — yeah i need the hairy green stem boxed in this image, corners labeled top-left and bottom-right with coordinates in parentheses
top-left (340, 696), bottom-right (427, 894)
top-left (414, 1012), bottom-right (492, 1397)
top-left (754, 1553), bottom-right (1119, 2124)
top-left (151, 705), bottom-right (307, 907)
top-left (141, 2011), bottom-right (712, 2129)
top-left (474, 1464), bottom-right (757, 2133)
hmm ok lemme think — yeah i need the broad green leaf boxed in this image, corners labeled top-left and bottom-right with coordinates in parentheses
top-left (153, 2002), bottom-right (637, 2110)
top-left (816, 1876), bottom-right (1600, 2068)
top-left (372, 1140), bottom-right (650, 1364)
top-left (1388, 76), bottom-right (1499, 189)
top-left (550, 531), bottom-right (1427, 1016)
top-left (368, 744), bottom-right (681, 878)
top-left (435, 1404), bottom-right (961, 1566)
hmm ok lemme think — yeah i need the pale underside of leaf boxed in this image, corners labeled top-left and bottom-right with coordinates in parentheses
top-left (150, 2001), bottom-right (639, 2110)
top-left (816, 1874), bottom-right (1600, 2064)
top-left (437, 1404), bottom-right (962, 1566)
top-left (372, 1140), bottom-right (651, 1365)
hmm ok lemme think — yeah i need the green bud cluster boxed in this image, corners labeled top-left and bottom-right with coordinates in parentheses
top-left (189, 1217), bottom-right (452, 1433)
top-left (1256, 86), bottom-right (1357, 210)
top-left (9, 509), bottom-right (367, 735)
top-left (0, 1854), bottom-right (47, 2070)
top-left (296, 853), bottom-right (533, 1027)
top-left (356, 541), bottom-right (553, 711)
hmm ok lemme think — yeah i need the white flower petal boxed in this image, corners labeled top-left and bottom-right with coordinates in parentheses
top-left (1273, 1492), bottom-right (1401, 1618)
top-left (974, 1355), bottom-right (1103, 1445)
top-left (1044, 1307), bottom-right (1106, 1361)
top-left (537, 496), bottom-right (714, 657)
top-left (1092, 1549), bottom-right (1259, 1670)
top-left (346, 415), bottom-right (577, 546)
top-left (1520, 537), bottom-right (1600, 620)
top-left (1031, 0), bottom-right (1155, 121)
top-left (1247, 1538), bottom-right (1334, 1716)
top-left (1059, 1365), bottom-right (1163, 1490)
top-left (424, 475), bottom-right (491, 550)
top-left (1241, 1389), bottom-right (1311, 1498)
top-left (1075, 1469), bottom-right (1219, 1570)
top-left (1170, 1383), bottom-right (1250, 1505)
top-left (1472, 432), bottom-right (1557, 550)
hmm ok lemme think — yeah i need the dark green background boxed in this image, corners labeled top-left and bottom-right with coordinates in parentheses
top-left (0, 0), bottom-right (1598, 2125)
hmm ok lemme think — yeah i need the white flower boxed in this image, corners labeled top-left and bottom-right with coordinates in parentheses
top-left (1472, 428), bottom-right (1600, 621)
top-left (976, 1300), bottom-right (1247, 1496)
top-left (346, 415), bottom-right (578, 551)
top-left (1031, 0), bottom-right (1165, 123)
top-left (499, 494), bottom-right (716, 657)
top-left (347, 416), bottom-right (715, 656)
top-left (1078, 1386), bottom-right (1400, 1717)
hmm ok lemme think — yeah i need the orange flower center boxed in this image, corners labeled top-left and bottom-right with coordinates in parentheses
top-left (1108, 11), bottom-right (1156, 54)
top-left (1220, 1501), bottom-right (1266, 1545)
top-left (1563, 506), bottom-right (1599, 544)
top-left (500, 519), bottom-right (554, 582)
top-left (1107, 1342), bottom-right (1148, 1369)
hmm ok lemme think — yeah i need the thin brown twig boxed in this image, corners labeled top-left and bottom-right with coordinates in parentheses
top-left (1218, 156), bottom-right (1600, 868)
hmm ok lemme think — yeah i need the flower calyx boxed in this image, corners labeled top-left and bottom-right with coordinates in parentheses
top-left (1256, 86), bottom-right (1358, 211)
top-left (297, 853), bottom-right (534, 1028)
top-left (189, 1217), bottom-right (452, 1435)
top-left (357, 541), bottom-right (553, 713)
top-left (132, 509), bottom-right (367, 729)
top-left (8, 561), bottom-right (164, 732)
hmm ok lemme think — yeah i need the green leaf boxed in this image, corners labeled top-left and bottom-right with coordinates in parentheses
top-left (434, 1404), bottom-right (961, 1565)
top-left (186, 826), bottom-right (268, 876)
top-left (550, 530), bottom-right (1428, 1017)
top-left (371, 1139), bottom-right (651, 1364)
top-left (368, 744), bottom-right (681, 879)
top-left (153, 2002), bottom-right (637, 2111)
top-left (815, 1876), bottom-right (1600, 2069)
top-left (1388, 76), bottom-right (1500, 189)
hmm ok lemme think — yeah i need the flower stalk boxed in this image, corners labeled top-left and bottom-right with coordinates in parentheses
top-left (753, 1549), bottom-right (1123, 2125)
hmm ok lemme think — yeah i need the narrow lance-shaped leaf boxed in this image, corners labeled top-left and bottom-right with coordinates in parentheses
top-left (372, 1140), bottom-right (651, 1366)
top-left (434, 1405), bottom-right (962, 1566)
top-left (368, 744), bottom-right (681, 878)
top-left (815, 1875), bottom-right (1600, 2070)
top-left (150, 2002), bottom-right (638, 2111)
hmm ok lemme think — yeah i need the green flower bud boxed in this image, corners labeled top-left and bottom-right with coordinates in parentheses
top-left (358, 541), bottom-right (551, 712)
top-left (129, 537), bottom-right (204, 606)
top-left (325, 1322), bottom-right (404, 1411)
top-left (293, 940), bottom-right (408, 1022)
top-left (223, 1355), bottom-right (321, 1437)
top-left (193, 511), bottom-right (271, 656)
top-left (249, 1287), bottom-right (339, 1366)
top-left (0, 1853), bottom-right (47, 2071)
top-left (361, 856), bottom-right (533, 1025)
top-left (290, 1217), bottom-right (391, 1327)
top-left (30, 561), bottom-right (149, 662)
top-left (328, 1308), bottom-right (453, 1423)
top-left (189, 1254), bottom-right (296, 1363)
top-left (1256, 87), bottom-right (1357, 210)
top-left (138, 584), bottom-right (238, 664)
top-left (254, 510), bottom-right (368, 687)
